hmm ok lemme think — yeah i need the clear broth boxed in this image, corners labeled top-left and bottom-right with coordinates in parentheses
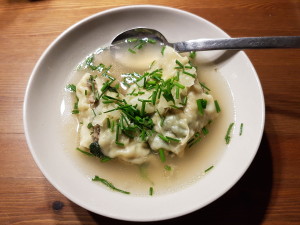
top-left (60, 44), bottom-right (235, 196)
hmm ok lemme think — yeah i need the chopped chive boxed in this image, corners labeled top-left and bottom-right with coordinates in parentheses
top-left (183, 71), bottom-right (196, 78)
top-left (147, 38), bottom-right (156, 44)
top-left (158, 148), bottom-right (166, 162)
top-left (152, 90), bottom-right (157, 105)
top-left (87, 122), bottom-right (93, 129)
top-left (72, 109), bottom-right (79, 114)
top-left (205, 165), bottom-right (214, 173)
top-left (199, 82), bottom-right (211, 91)
top-left (114, 83), bottom-right (120, 90)
top-left (76, 147), bottom-right (93, 156)
top-left (91, 108), bottom-right (97, 116)
top-left (239, 123), bottom-right (244, 136)
top-left (166, 136), bottom-right (180, 143)
top-left (128, 48), bottom-right (136, 54)
top-left (158, 134), bottom-right (170, 143)
top-left (164, 165), bottom-right (172, 171)
top-left (84, 89), bottom-right (88, 95)
top-left (111, 120), bottom-right (115, 132)
top-left (102, 95), bottom-right (123, 102)
top-left (189, 51), bottom-right (196, 59)
top-left (202, 127), bottom-right (209, 135)
top-left (225, 123), bottom-right (234, 144)
top-left (188, 136), bottom-right (201, 148)
top-left (141, 101), bottom-right (146, 116)
top-left (115, 142), bottom-right (125, 146)
top-left (102, 100), bottom-right (114, 104)
top-left (147, 80), bottom-right (157, 85)
top-left (181, 96), bottom-right (188, 106)
top-left (196, 99), bottom-right (204, 115)
top-left (107, 118), bottom-right (111, 128)
top-left (175, 86), bottom-right (180, 99)
top-left (66, 84), bottom-right (76, 92)
top-left (149, 187), bottom-right (154, 196)
top-left (214, 100), bottom-right (221, 113)
top-left (126, 38), bottom-right (138, 43)
top-left (116, 123), bottom-right (120, 142)
top-left (92, 175), bottom-right (130, 194)
top-left (161, 46), bottom-right (166, 55)
top-left (173, 81), bottom-right (185, 89)
top-left (175, 71), bottom-right (180, 81)
top-left (175, 60), bottom-right (184, 68)
top-left (100, 156), bottom-right (112, 162)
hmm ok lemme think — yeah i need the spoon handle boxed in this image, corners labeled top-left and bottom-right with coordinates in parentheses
top-left (174, 36), bottom-right (300, 52)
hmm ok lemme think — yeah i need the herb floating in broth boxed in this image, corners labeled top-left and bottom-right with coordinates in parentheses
top-left (92, 176), bottom-right (130, 194)
top-left (67, 39), bottom-right (232, 194)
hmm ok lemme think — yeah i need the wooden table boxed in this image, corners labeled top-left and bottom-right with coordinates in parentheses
top-left (1, 0), bottom-right (299, 224)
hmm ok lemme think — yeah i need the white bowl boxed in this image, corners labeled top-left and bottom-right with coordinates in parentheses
top-left (23, 5), bottom-right (265, 222)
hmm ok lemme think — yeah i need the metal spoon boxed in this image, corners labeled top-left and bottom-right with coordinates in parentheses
top-left (112, 28), bottom-right (300, 52)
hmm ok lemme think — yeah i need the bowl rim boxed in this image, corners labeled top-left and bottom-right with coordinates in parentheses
top-left (23, 4), bottom-right (265, 222)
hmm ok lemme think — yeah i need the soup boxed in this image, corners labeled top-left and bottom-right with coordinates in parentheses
top-left (61, 40), bottom-right (234, 196)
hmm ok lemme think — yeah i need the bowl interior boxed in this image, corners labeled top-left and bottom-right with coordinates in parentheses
top-left (24, 5), bottom-right (264, 221)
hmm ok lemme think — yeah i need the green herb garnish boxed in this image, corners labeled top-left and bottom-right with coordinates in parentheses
top-left (158, 148), bottom-right (166, 162)
top-left (202, 127), bottom-right (209, 135)
top-left (164, 165), bottom-right (172, 171)
top-left (199, 82), bottom-right (211, 91)
top-left (225, 123), bottom-right (234, 144)
top-left (128, 48), bottom-right (136, 54)
top-left (189, 51), bottom-right (196, 59)
top-left (66, 84), bottom-right (76, 92)
top-left (214, 100), bottom-right (221, 113)
top-left (196, 99), bottom-right (205, 115)
top-left (158, 134), bottom-right (170, 143)
top-left (239, 123), bottom-right (244, 136)
top-left (76, 147), bottom-right (93, 156)
top-left (92, 175), bottom-right (130, 194)
top-left (182, 71), bottom-right (196, 78)
top-left (161, 46), bottom-right (166, 55)
top-left (149, 187), bottom-right (154, 196)
top-left (205, 165), bottom-right (214, 173)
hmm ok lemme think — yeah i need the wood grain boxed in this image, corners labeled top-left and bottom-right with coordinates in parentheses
top-left (0, 0), bottom-right (299, 224)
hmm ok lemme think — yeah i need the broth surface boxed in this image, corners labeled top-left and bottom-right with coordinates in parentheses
top-left (60, 43), bottom-right (235, 196)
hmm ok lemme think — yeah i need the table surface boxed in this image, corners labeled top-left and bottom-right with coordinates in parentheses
top-left (1, 0), bottom-right (300, 224)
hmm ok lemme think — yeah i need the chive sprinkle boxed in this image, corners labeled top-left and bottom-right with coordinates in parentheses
top-left (205, 165), bottom-right (214, 173)
top-left (158, 134), bottom-right (170, 143)
top-left (175, 60), bottom-right (184, 68)
top-left (202, 127), bottom-right (209, 135)
top-left (92, 175), bottom-right (130, 194)
top-left (161, 46), bottom-right (166, 55)
top-left (183, 71), bottom-right (196, 78)
top-left (196, 99), bottom-right (204, 115)
top-left (107, 118), bottom-right (111, 128)
top-left (239, 123), bottom-right (244, 136)
top-left (225, 123), bottom-right (234, 144)
top-left (189, 51), bottom-right (196, 59)
top-left (214, 100), bottom-right (221, 113)
top-left (199, 82), bottom-right (211, 91)
top-left (166, 136), bottom-right (180, 143)
top-left (128, 48), bottom-right (136, 54)
top-left (173, 81), bottom-right (185, 89)
top-left (164, 165), bottom-right (172, 171)
top-left (158, 148), bottom-right (166, 162)
top-left (76, 148), bottom-right (93, 156)
top-left (149, 187), bottom-right (154, 196)
top-left (66, 84), bottom-right (76, 92)
top-left (100, 156), bottom-right (112, 162)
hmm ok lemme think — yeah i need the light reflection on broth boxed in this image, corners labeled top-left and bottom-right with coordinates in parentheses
top-left (61, 43), bottom-right (234, 196)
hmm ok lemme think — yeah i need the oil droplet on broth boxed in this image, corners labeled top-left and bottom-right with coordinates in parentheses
top-left (60, 43), bottom-right (235, 196)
